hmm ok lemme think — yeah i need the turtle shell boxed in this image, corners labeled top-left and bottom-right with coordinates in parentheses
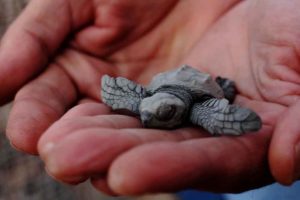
top-left (147, 65), bottom-right (224, 99)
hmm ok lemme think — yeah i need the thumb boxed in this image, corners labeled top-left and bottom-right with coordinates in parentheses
top-left (0, 0), bottom-right (92, 104)
top-left (269, 101), bottom-right (300, 185)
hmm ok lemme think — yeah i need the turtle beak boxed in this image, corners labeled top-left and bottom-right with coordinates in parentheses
top-left (141, 111), bottom-right (154, 127)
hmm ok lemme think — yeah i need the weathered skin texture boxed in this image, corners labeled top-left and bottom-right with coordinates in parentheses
top-left (101, 65), bottom-right (262, 135)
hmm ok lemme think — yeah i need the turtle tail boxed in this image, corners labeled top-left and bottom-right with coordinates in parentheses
top-left (189, 98), bottom-right (262, 135)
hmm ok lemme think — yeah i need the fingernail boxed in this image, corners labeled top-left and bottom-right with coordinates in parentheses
top-left (45, 166), bottom-right (88, 184)
top-left (41, 142), bottom-right (55, 155)
top-left (108, 170), bottom-right (125, 194)
top-left (293, 143), bottom-right (300, 181)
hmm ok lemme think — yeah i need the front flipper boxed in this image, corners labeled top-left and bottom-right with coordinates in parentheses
top-left (101, 75), bottom-right (147, 114)
top-left (190, 98), bottom-right (262, 135)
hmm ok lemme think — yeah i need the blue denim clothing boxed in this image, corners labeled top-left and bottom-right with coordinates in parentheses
top-left (178, 181), bottom-right (300, 200)
top-left (178, 190), bottom-right (225, 200)
top-left (224, 181), bottom-right (300, 200)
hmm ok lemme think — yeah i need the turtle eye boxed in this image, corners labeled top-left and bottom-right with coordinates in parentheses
top-left (156, 105), bottom-right (176, 121)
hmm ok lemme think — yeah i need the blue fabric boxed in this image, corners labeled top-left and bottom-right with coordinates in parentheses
top-left (178, 190), bottom-right (225, 200)
top-left (224, 181), bottom-right (300, 200)
top-left (178, 181), bottom-right (300, 200)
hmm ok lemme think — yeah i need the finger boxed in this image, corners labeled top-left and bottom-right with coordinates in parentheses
top-left (6, 64), bottom-right (76, 154)
top-left (38, 114), bottom-right (142, 150)
top-left (38, 101), bottom-right (206, 153)
top-left (61, 103), bottom-right (112, 119)
top-left (91, 176), bottom-right (119, 196)
top-left (38, 126), bottom-right (206, 184)
top-left (37, 102), bottom-right (141, 149)
top-left (269, 101), bottom-right (300, 185)
top-left (107, 127), bottom-right (273, 195)
top-left (0, 0), bottom-right (92, 104)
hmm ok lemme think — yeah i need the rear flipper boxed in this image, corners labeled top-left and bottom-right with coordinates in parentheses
top-left (189, 98), bottom-right (262, 135)
top-left (215, 76), bottom-right (237, 103)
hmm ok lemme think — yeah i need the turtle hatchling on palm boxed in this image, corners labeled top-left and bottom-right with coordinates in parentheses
top-left (101, 65), bottom-right (262, 135)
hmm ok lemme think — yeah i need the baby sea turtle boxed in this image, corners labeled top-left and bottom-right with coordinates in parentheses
top-left (101, 65), bottom-right (262, 135)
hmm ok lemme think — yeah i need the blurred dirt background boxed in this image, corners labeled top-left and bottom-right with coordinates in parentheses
top-left (0, 0), bottom-right (177, 199)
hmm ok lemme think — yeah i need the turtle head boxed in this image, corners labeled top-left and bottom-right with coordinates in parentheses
top-left (139, 93), bottom-right (186, 129)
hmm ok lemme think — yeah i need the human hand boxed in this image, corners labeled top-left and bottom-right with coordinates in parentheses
top-left (184, 0), bottom-right (300, 190)
top-left (248, 0), bottom-right (300, 187)
top-left (1, 0), bottom-right (189, 153)
top-left (0, 0), bottom-right (297, 196)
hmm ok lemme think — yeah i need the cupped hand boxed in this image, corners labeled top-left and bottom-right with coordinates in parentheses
top-left (1, 0), bottom-right (299, 196)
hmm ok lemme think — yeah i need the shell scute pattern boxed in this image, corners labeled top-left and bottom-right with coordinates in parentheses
top-left (147, 65), bottom-right (224, 98)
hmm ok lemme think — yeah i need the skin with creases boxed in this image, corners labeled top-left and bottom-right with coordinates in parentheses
top-left (1, 0), bottom-right (300, 196)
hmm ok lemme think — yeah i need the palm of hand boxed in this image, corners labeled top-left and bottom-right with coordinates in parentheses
top-left (1, 0), bottom-right (300, 195)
